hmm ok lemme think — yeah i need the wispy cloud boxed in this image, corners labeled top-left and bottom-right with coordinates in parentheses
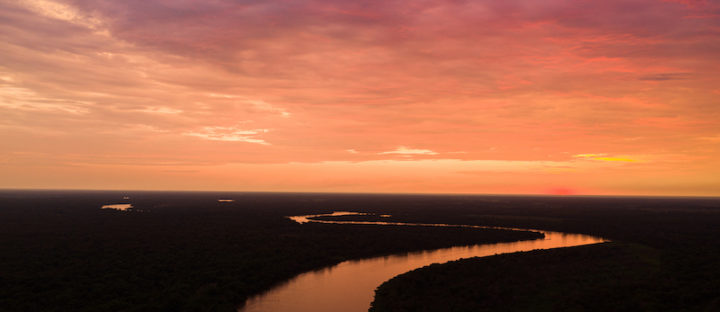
top-left (206, 94), bottom-right (290, 117)
top-left (696, 135), bottom-right (720, 142)
top-left (638, 73), bottom-right (691, 81)
top-left (134, 106), bottom-right (183, 114)
top-left (19, 0), bottom-right (104, 31)
top-left (185, 126), bottom-right (270, 145)
top-left (379, 146), bottom-right (438, 156)
top-left (573, 154), bottom-right (638, 162)
top-left (0, 84), bottom-right (90, 114)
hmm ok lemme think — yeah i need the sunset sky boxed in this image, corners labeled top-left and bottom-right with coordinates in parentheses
top-left (1, 0), bottom-right (719, 195)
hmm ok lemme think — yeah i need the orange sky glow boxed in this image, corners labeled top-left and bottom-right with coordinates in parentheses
top-left (1, 0), bottom-right (719, 196)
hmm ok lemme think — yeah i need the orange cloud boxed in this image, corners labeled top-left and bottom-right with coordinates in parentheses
top-left (184, 127), bottom-right (270, 145)
top-left (379, 147), bottom-right (439, 156)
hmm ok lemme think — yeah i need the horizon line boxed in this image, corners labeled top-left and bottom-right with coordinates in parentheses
top-left (1, 187), bottom-right (719, 199)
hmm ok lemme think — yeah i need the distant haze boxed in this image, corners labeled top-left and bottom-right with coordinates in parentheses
top-left (1, 0), bottom-right (719, 196)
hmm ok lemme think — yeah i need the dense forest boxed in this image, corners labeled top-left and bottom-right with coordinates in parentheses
top-left (371, 243), bottom-right (665, 311)
top-left (0, 191), bottom-right (541, 311)
top-left (2, 191), bottom-right (718, 311)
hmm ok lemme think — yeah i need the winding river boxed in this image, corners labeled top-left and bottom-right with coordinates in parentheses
top-left (239, 212), bottom-right (607, 312)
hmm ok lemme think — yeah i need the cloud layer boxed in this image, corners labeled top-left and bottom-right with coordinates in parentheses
top-left (2, 0), bottom-right (719, 195)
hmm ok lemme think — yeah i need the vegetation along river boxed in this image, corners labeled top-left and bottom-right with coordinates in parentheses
top-left (238, 212), bottom-right (607, 312)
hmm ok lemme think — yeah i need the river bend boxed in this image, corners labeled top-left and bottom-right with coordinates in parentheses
top-left (239, 212), bottom-right (607, 312)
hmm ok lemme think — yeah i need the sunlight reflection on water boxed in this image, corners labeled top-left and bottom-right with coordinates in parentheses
top-left (100, 203), bottom-right (133, 211)
top-left (240, 212), bottom-right (607, 312)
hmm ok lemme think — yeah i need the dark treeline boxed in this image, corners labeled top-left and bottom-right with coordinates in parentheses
top-left (370, 243), bottom-right (664, 312)
top-left (0, 190), bottom-right (541, 311)
top-left (311, 196), bottom-right (720, 311)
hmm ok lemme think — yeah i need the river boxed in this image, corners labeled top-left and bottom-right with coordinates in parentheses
top-left (239, 212), bottom-right (607, 312)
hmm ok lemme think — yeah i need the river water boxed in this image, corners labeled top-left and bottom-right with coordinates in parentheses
top-left (239, 212), bottom-right (607, 312)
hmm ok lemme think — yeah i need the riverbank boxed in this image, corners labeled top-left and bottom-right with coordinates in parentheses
top-left (371, 242), bottom-right (662, 311)
top-left (240, 213), bottom-right (602, 312)
top-left (332, 196), bottom-right (720, 311)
